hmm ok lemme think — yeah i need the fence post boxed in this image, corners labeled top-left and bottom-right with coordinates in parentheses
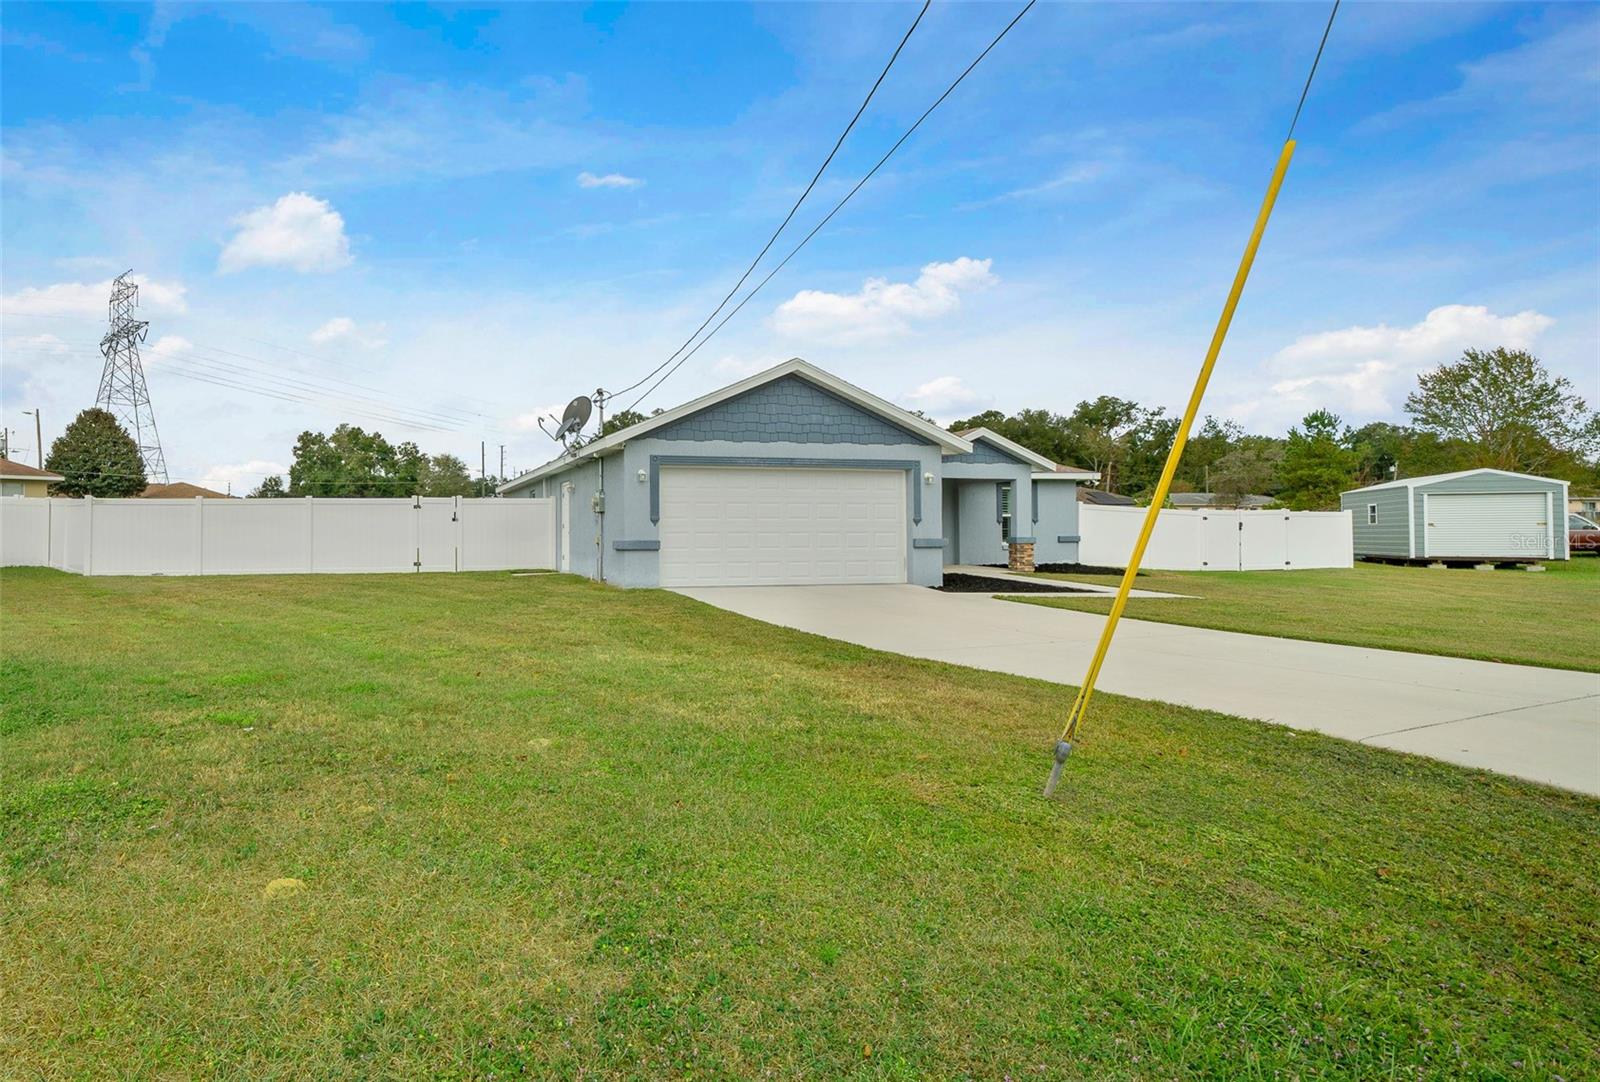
top-left (84, 494), bottom-right (95, 576)
top-left (195, 495), bottom-right (206, 575)
top-left (306, 496), bottom-right (315, 573)
top-left (454, 495), bottom-right (464, 572)
top-left (412, 494), bottom-right (421, 572)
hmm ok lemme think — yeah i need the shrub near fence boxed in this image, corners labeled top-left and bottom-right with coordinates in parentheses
top-left (0, 496), bottom-right (555, 576)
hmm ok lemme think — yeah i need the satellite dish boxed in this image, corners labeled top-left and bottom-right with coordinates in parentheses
top-left (553, 395), bottom-right (593, 441)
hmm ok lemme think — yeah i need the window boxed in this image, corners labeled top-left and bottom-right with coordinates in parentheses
top-left (999, 483), bottom-right (1012, 541)
top-left (1367, 504), bottom-right (1378, 525)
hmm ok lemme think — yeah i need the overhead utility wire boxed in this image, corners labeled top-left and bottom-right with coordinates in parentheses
top-left (626, 0), bottom-right (1036, 414)
top-left (606, 0), bottom-right (933, 401)
top-left (1043, 0), bottom-right (1341, 798)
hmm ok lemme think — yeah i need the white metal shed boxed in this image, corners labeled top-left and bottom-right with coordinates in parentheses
top-left (1341, 468), bottom-right (1570, 562)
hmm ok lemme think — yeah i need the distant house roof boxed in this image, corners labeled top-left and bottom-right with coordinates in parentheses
top-left (142, 482), bottom-right (232, 499)
top-left (0, 459), bottom-right (64, 482)
top-left (1343, 467), bottom-right (1568, 495)
top-left (1077, 488), bottom-right (1135, 506)
top-left (1168, 492), bottom-right (1275, 509)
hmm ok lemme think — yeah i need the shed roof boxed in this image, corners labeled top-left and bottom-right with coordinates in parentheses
top-left (142, 481), bottom-right (233, 499)
top-left (1343, 467), bottom-right (1569, 495)
top-left (500, 358), bottom-right (973, 493)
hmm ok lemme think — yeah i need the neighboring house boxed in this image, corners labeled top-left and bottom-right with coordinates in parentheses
top-left (1570, 493), bottom-right (1600, 520)
top-left (1342, 469), bottom-right (1569, 563)
top-left (498, 358), bottom-right (1098, 587)
top-left (1168, 492), bottom-right (1275, 510)
top-left (1078, 487), bottom-right (1135, 507)
top-left (0, 459), bottom-right (64, 497)
top-left (141, 482), bottom-right (232, 499)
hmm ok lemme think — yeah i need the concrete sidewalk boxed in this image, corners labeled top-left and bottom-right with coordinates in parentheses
top-left (675, 584), bottom-right (1600, 796)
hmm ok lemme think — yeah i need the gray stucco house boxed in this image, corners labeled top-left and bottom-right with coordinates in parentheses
top-left (499, 358), bottom-right (1098, 587)
top-left (1341, 468), bottom-right (1569, 563)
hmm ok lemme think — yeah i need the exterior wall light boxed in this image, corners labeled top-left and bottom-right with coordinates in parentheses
top-left (637, 469), bottom-right (648, 483)
top-left (924, 472), bottom-right (936, 485)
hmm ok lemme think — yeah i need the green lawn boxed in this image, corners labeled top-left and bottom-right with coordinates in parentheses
top-left (3, 569), bottom-right (1597, 1078)
top-left (1008, 557), bottom-right (1599, 672)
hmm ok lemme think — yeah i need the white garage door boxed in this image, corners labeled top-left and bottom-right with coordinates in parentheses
top-left (659, 466), bottom-right (906, 587)
top-left (1426, 492), bottom-right (1550, 558)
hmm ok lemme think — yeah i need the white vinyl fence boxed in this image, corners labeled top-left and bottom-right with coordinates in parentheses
top-left (1, 496), bottom-right (554, 576)
top-left (1078, 505), bottom-right (1352, 571)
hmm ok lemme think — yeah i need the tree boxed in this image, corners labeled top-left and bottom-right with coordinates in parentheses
top-left (250, 475), bottom-right (288, 498)
top-left (598, 409), bottom-right (649, 438)
top-left (1278, 409), bottom-right (1358, 510)
top-left (1405, 347), bottom-right (1598, 474)
top-left (417, 453), bottom-right (475, 497)
top-left (44, 408), bottom-right (147, 497)
top-left (287, 425), bottom-right (425, 497)
top-left (1210, 436), bottom-right (1284, 505)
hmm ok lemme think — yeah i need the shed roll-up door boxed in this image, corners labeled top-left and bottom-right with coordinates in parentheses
top-left (1425, 492), bottom-right (1550, 558)
top-left (658, 466), bottom-right (906, 587)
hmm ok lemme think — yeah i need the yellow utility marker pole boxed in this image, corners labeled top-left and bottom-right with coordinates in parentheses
top-left (1043, 139), bottom-right (1297, 798)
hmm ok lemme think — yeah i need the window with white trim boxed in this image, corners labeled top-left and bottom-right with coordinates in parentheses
top-left (1367, 503), bottom-right (1378, 525)
top-left (1000, 484), bottom-right (1013, 541)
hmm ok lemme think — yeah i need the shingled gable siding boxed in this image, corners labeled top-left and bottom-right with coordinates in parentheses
top-left (650, 375), bottom-right (933, 445)
top-left (945, 440), bottom-right (1024, 466)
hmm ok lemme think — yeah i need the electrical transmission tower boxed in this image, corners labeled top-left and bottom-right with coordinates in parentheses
top-left (96, 270), bottom-right (168, 483)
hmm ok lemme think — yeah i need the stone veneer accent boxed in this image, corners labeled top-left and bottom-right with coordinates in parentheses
top-left (1008, 541), bottom-right (1035, 573)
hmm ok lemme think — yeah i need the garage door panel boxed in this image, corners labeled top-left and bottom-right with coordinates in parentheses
top-left (1426, 492), bottom-right (1550, 558)
top-left (660, 466), bottom-right (908, 586)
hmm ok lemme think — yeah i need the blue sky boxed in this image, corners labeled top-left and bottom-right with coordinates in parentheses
top-left (3, 2), bottom-right (1596, 490)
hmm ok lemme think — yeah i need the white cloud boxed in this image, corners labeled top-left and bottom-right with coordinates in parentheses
top-left (510, 404), bottom-right (567, 433)
top-left (772, 257), bottom-right (997, 343)
top-left (219, 192), bottom-right (352, 274)
top-left (143, 335), bottom-right (194, 366)
top-left (201, 459), bottom-right (288, 493)
top-left (310, 316), bottom-right (387, 349)
top-left (0, 275), bottom-right (188, 317)
top-left (1235, 304), bottom-right (1554, 425)
top-left (899, 375), bottom-right (991, 419)
top-left (577, 171), bottom-right (643, 189)
top-left (712, 354), bottom-right (785, 380)
top-left (6, 333), bottom-right (72, 355)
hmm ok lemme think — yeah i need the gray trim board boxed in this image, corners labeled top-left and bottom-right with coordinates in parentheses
top-left (911, 538), bottom-right (946, 549)
top-left (612, 539), bottom-right (661, 551)
top-left (1057, 534), bottom-right (1081, 544)
top-left (648, 455), bottom-right (924, 524)
top-left (1009, 536), bottom-right (1037, 544)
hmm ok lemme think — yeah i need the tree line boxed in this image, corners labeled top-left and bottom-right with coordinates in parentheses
top-left (948, 348), bottom-right (1599, 510)
top-left (29, 347), bottom-right (1597, 507)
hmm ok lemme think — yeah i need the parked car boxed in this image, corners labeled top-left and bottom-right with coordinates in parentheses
top-left (1570, 514), bottom-right (1600, 554)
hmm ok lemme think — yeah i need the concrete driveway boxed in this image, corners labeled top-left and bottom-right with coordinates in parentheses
top-left (675, 584), bottom-right (1600, 796)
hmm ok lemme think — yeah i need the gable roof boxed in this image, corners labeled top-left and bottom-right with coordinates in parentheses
top-left (1343, 467), bottom-right (1570, 495)
top-left (142, 481), bottom-right (232, 499)
top-left (0, 459), bottom-right (63, 482)
top-left (949, 428), bottom-right (1100, 480)
top-left (500, 358), bottom-right (973, 493)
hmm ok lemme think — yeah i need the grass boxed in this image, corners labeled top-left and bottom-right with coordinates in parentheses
top-left (3, 568), bottom-right (1597, 1079)
top-left (1005, 557), bottom-right (1600, 672)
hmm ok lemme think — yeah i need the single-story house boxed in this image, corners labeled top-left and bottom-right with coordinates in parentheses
top-left (1570, 493), bottom-right (1600, 520)
top-left (0, 459), bottom-right (63, 497)
top-left (1341, 468), bottom-right (1569, 562)
top-left (498, 358), bottom-right (1098, 587)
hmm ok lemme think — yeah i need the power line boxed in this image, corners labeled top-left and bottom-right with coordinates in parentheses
top-left (1287, 0), bottom-right (1340, 140)
top-left (627, 0), bottom-right (1037, 413)
top-left (606, 0), bottom-right (933, 401)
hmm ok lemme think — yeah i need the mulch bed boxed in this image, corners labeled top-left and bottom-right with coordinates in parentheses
top-left (981, 562), bottom-right (1138, 577)
top-left (937, 573), bottom-right (1095, 594)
